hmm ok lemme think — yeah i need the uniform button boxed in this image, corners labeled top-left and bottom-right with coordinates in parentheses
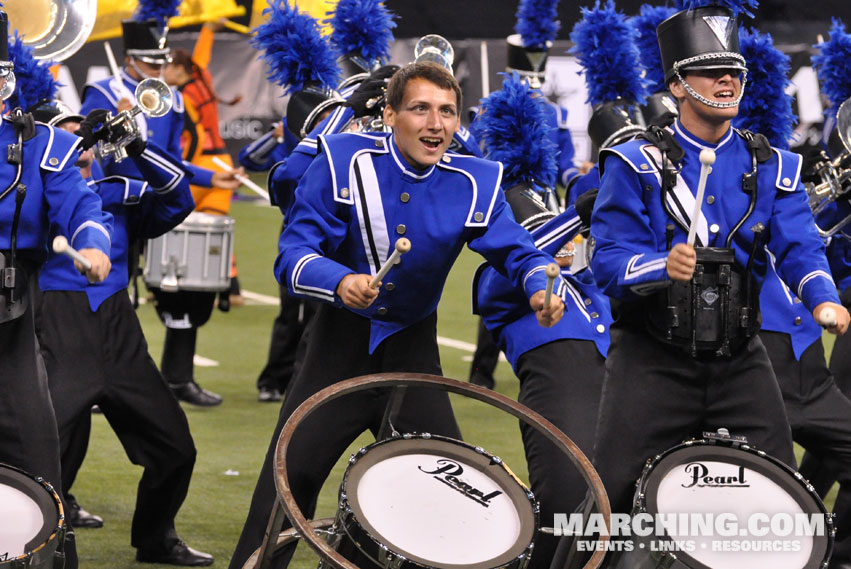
top-left (396, 224), bottom-right (406, 235)
top-left (706, 195), bottom-right (715, 204)
top-left (400, 192), bottom-right (410, 203)
top-left (596, 324), bottom-right (606, 334)
top-left (782, 177), bottom-right (792, 187)
top-left (793, 297), bottom-right (802, 304)
top-left (385, 283), bottom-right (395, 291)
top-left (48, 157), bottom-right (59, 166)
top-left (377, 307), bottom-right (388, 315)
top-left (640, 163), bottom-right (649, 170)
top-left (644, 185), bottom-right (652, 191)
top-left (474, 212), bottom-right (484, 222)
top-left (374, 139), bottom-right (384, 148)
top-left (340, 187), bottom-right (350, 199)
top-left (794, 316), bottom-right (802, 326)
top-left (442, 155), bottom-right (451, 163)
top-left (148, 130), bottom-right (154, 137)
top-left (709, 223), bottom-right (720, 234)
top-left (584, 298), bottom-right (592, 306)
top-left (591, 312), bottom-right (599, 319)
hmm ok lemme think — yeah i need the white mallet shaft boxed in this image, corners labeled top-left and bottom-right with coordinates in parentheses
top-left (544, 263), bottom-right (560, 309)
top-left (53, 236), bottom-right (92, 271)
top-left (686, 148), bottom-right (717, 247)
top-left (104, 43), bottom-right (132, 100)
top-left (212, 156), bottom-right (271, 202)
top-left (819, 306), bottom-right (837, 329)
top-left (369, 238), bottom-right (411, 288)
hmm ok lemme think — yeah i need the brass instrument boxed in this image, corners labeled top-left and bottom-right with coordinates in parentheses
top-left (414, 34), bottom-right (455, 71)
top-left (4, 0), bottom-right (97, 62)
top-left (96, 78), bottom-right (173, 163)
top-left (806, 97), bottom-right (851, 237)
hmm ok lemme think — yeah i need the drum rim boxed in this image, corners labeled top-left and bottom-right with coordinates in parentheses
top-left (338, 434), bottom-right (537, 569)
top-left (0, 462), bottom-right (64, 561)
top-left (635, 441), bottom-right (832, 569)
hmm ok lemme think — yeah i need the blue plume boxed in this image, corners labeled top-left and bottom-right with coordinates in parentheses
top-left (812, 19), bottom-right (851, 117)
top-left (7, 33), bottom-right (58, 112)
top-left (732, 27), bottom-right (795, 149)
top-left (570, 0), bottom-right (649, 106)
top-left (674, 0), bottom-right (757, 19)
top-left (325, 0), bottom-right (396, 64)
top-left (134, 0), bottom-right (182, 28)
top-left (630, 5), bottom-right (676, 94)
top-left (251, 0), bottom-right (340, 94)
top-left (515, 0), bottom-right (561, 49)
top-left (475, 72), bottom-right (558, 189)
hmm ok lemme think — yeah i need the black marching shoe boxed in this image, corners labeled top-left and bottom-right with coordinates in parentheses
top-left (67, 498), bottom-right (103, 529)
top-left (257, 387), bottom-right (283, 402)
top-left (137, 540), bottom-right (214, 566)
top-left (170, 381), bottom-right (223, 407)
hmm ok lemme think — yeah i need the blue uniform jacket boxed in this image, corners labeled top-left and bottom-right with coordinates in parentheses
top-left (238, 117), bottom-right (297, 172)
top-left (473, 206), bottom-right (611, 367)
top-left (0, 119), bottom-right (111, 259)
top-left (39, 142), bottom-right (193, 310)
top-left (80, 70), bottom-right (213, 188)
top-left (567, 165), bottom-right (599, 208)
top-left (275, 132), bottom-right (556, 353)
top-left (591, 120), bottom-right (839, 313)
top-left (543, 99), bottom-right (578, 188)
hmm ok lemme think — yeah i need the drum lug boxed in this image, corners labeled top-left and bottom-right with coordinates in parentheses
top-left (161, 256), bottom-right (180, 292)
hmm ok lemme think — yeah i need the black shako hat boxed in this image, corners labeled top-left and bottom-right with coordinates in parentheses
top-left (286, 82), bottom-right (344, 140)
top-left (506, 33), bottom-right (550, 87)
top-left (122, 19), bottom-right (171, 64)
top-left (587, 100), bottom-right (645, 150)
top-left (657, 5), bottom-right (747, 84)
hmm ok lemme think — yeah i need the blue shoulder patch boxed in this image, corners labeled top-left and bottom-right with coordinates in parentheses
top-left (436, 152), bottom-right (503, 227)
top-left (36, 124), bottom-right (82, 172)
top-left (773, 148), bottom-right (803, 192)
top-left (318, 132), bottom-right (390, 204)
top-left (599, 139), bottom-right (661, 177)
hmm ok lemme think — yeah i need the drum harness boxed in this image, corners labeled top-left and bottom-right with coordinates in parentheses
top-left (640, 125), bottom-right (773, 357)
top-left (0, 109), bottom-right (34, 322)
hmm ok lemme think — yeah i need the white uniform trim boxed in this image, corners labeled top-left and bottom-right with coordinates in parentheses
top-left (291, 253), bottom-right (336, 302)
top-left (70, 221), bottom-right (111, 248)
top-left (351, 153), bottom-right (390, 275)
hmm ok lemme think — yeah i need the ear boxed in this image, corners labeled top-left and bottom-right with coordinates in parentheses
top-left (383, 104), bottom-right (396, 128)
top-left (668, 79), bottom-right (686, 101)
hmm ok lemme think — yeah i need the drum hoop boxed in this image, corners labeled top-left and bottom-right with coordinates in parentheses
top-left (339, 435), bottom-right (538, 569)
top-left (0, 462), bottom-right (64, 561)
top-left (272, 373), bottom-right (612, 569)
top-left (636, 441), bottom-right (832, 569)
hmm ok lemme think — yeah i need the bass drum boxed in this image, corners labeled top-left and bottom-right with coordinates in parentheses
top-left (614, 440), bottom-right (832, 569)
top-left (328, 434), bottom-right (538, 569)
top-left (0, 463), bottom-right (65, 568)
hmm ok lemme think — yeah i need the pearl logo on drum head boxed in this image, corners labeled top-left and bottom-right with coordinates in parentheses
top-left (418, 458), bottom-right (505, 507)
top-left (682, 463), bottom-right (749, 488)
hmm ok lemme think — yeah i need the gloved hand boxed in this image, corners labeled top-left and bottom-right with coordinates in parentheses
top-left (74, 109), bottom-right (111, 150)
top-left (345, 65), bottom-right (400, 118)
top-left (574, 188), bottom-right (599, 227)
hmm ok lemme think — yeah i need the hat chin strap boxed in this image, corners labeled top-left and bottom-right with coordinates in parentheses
top-left (129, 58), bottom-right (164, 82)
top-left (674, 65), bottom-right (747, 109)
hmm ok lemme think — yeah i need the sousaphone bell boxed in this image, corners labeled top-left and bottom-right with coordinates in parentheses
top-left (4, 0), bottom-right (97, 62)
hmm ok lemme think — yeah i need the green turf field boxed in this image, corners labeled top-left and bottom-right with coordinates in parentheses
top-left (68, 193), bottom-right (839, 568)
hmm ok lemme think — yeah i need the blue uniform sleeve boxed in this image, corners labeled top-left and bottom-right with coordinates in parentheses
top-left (183, 162), bottom-right (214, 187)
top-left (79, 84), bottom-right (117, 116)
top-left (529, 205), bottom-right (584, 257)
top-left (239, 130), bottom-right (288, 171)
top-left (269, 148), bottom-right (317, 215)
top-left (129, 142), bottom-right (195, 238)
top-left (558, 125), bottom-right (578, 188)
top-left (274, 153), bottom-right (353, 304)
top-left (590, 153), bottom-right (669, 300)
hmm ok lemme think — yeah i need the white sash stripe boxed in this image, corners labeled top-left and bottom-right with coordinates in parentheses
top-left (352, 154), bottom-right (390, 274)
top-left (563, 278), bottom-right (592, 322)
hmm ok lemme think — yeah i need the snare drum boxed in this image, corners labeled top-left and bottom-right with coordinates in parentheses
top-left (614, 440), bottom-right (832, 569)
top-left (0, 463), bottom-right (65, 568)
top-left (329, 434), bottom-right (538, 569)
top-left (143, 212), bottom-right (235, 292)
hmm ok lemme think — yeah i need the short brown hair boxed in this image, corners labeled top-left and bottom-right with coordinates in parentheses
top-left (385, 62), bottom-right (462, 112)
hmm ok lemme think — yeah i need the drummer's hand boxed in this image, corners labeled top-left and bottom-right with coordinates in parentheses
top-left (211, 167), bottom-right (245, 190)
top-left (336, 274), bottom-right (379, 309)
top-left (814, 302), bottom-right (850, 335)
top-left (530, 291), bottom-right (564, 327)
top-left (117, 97), bottom-right (133, 113)
top-left (78, 249), bottom-right (111, 283)
top-left (272, 122), bottom-right (284, 139)
top-left (667, 243), bottom-right (696, 282)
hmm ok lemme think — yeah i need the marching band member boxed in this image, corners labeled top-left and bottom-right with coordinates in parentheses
top-left (562, 1), bottom-right (848, 565)
top-left (0, 17), bottom-right (113, 568)
top-left (35, 100), bottom-right (213, 566)
top-left (228, 61), bottom-right (565, 569)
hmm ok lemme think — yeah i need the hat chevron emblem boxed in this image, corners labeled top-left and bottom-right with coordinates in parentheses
top-left (702, 16), bottom-right (735, 49)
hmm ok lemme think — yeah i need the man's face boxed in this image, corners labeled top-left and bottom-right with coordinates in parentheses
top-left (59, 121), bottom-right (94, 168)
top-left (671, 68), bottom-right (742, 124)
top-left (383, 77), bottom-right (460, 170)
top-left (126, 57), bottom-right (164, 80)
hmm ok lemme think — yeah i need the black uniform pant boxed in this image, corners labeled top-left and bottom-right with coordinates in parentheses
top-left (515, 339), bottom-right (603, 569)
top-left (469, 318), bottom-right (500, 386)
top-left (256, 282), bottom-right (316, 393)
top-left (228, 304), bottom-right (462, 569)
top-left (39, 290), bottom-right (197, 554)
top-left (152, 289), bottom-right (216, 386)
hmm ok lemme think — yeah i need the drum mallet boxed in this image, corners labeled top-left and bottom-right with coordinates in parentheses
top-left (686, 148), bottom-right (717, 247)
top-left (53, 236), bottom-right (92, 271)
top-left (211, 156), bottom-right (271, 202)
top-left (819, 306), bottom-right (838, 329)
top-left (544, 263), bottom-right (560, 309)
top-left (369, 238), bottom-right (411, 288)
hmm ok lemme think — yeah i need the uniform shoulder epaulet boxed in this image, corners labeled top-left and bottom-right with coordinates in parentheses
top-left (34, 124), bottom-right (82, 172)
top-left (318, 132), bottom-right (390, 204)
top-left (436, 152), bottom-right (502, 227)
top-left (772, 147), bottom-right (803, 192)
top-left (599, 138), bottom-right (663, 177)
top-left (83, 78), bottom-right (120, 108)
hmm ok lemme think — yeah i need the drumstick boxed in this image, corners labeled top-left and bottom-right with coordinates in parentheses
top-left (686, 148), bottom-right (716, 247)
top-left (369, 239), bottom-right (411, 288)
top-left (819, 306), bottom-right (837, 329)
top-left (544, 263), bottom-right (559, 309)
top-left (211, 156), bottom-right (271, 202)
top-left (53, 236), bottom-right (92, 271)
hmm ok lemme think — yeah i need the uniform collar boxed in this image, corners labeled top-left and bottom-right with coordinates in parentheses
top-left (121, 69), bottom-right (140, 88)
top-left (388, 134), bottom-right (437, 181)
top-left (673, 119), bottom-right (734, 154)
